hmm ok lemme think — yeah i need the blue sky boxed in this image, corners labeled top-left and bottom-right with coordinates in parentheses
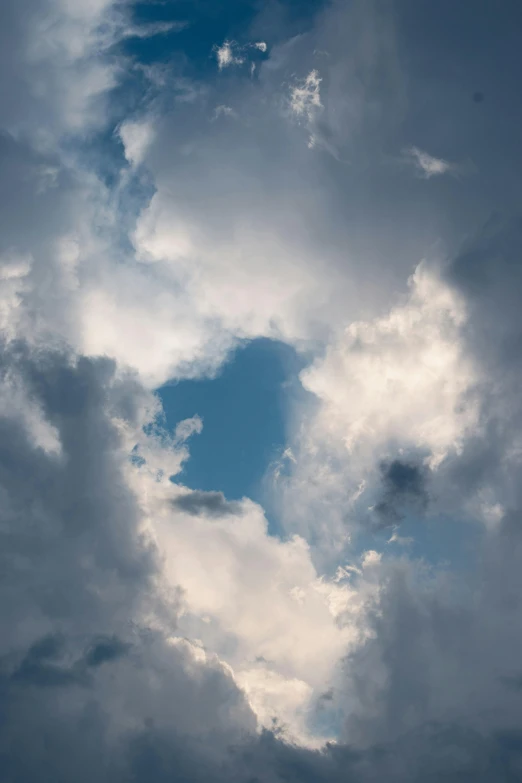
top-left (160, 338), bottom-right (304, 504)
top-left (2, 0), bottom-right (522, 780)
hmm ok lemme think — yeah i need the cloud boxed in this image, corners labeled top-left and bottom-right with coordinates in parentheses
top-left (0, 339), bottom-right (260, 779)
top-left (404, 146), bottom-right (453, 178)
top-left (3, 0), bottom-right (522, 779)
top-left (149, 485), bottom-right (368, 745)
top-left (118, 119), bottom-right (156, 167)
top-left (373, 459), bottom-right (429, 528)
top-left (0, 335), bottom-right (368, 755)
top-left (84, 636), bottom-right (131, 668)
top-left (302, 262), bottom-right (478, 460)
top-left (122, 21), bottom-right (188, 39)
top-left (270, 251), bottom-right (500, 566)
top-left (172, 489), bottom-right (243, 517)
top-left (215, 40), bottom-right (245, 69)
top-left (290, 70), bottom-right (323, 120)
top-left (289, 70), bottom-right (325, 149)
top-left (212, 104), bottom-right (237, 120)
top-left (10, 633), bottom-right (85, 689)
top-left (277, 262), bottom-right (479, 550)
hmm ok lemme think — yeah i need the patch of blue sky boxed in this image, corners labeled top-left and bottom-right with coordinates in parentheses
top-left (359, 511), bottom-right (482, 573)
top-left (159, 338), bottom-right (308, 531)
top-left (126, 0), bottom-right (256, 69)
top-left (123, 0), bottom-right (326, 73)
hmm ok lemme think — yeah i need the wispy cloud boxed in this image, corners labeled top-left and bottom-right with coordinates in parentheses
top-left (404, 146), bottom-right (453, 178)
top-left (212, 104), bottom-right (237, 120)
top-left (215, 40), bottom-right (245, 69)
top-left (290, 69), bottom-right (323, 121)
top-left (214, 39), bottom-right (268, 69)
top-left (122, 20), bottom-right (188, 39)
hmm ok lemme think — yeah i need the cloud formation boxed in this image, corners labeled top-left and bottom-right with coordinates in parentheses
top-left (404, 146), bottom-right (453, 178)
top-left (2, 0), bottom-right (522, 780)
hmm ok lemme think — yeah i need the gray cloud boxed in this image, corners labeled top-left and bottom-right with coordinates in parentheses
top-left (9, 632), bottom-right (132, 690)
top-left (172, 490), bottom-right (243, 517)
top-left (373, 459), bottom-right (429, 527)
top-left (10, 633), bottom-right (85, 689)
top-left (0, 340), bottom-right (257, 781)
top-left (84, 636), bottom-right (131, 669)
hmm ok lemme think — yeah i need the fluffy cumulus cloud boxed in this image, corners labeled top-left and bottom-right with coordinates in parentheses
top-left (3, 0), bottom-right (522, 781)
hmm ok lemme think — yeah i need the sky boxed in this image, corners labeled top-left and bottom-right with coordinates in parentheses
top-left (159, 338), bottom-right (304, 507)
top-left (2, 0), bottom-right (522, 780)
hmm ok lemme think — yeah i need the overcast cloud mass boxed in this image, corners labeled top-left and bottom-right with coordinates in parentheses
top-left (2, 0), bottom-right (522, 780)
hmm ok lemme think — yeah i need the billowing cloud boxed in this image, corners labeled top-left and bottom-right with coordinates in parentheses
top-left (301, 262), bottom-right (477, 464)
top-left (3, 0), bottom-right (522, 780)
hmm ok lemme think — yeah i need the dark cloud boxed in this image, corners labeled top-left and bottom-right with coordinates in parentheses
top-left (8, 633), bottom-right (132, 689)
top-left (0, 340), bottom-right (257, 781)
top-left (10, 633), bottom-right (85, 689)
top-left (373, 459), bottom-right (429, 527)
top-left (382, 460), bottom-right (426, 497)
top-left (172, 490), bottom-right (243, 517)
top-left (435, 215), bottom-right (522, 517)
top-left (447, 216), bottom-right (522, 364)
top-left (318, 687), bottom-right (334, 702)
top-left (84, 636), bottom-right (131, 668)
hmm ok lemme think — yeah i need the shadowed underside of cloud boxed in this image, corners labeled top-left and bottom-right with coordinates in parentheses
top-left (0, 340), bottom-right (259, 780)
top-left (172, 489), bottom-right (243, 517)
top-left (373, 459), bottom-right (429, 527)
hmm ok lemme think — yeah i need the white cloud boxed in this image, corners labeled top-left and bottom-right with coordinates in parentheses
top-left (3, 1), bottom-right (522, 774)
top-left (117, 418), bottom-right (376, 746)
top-left (301, 262), bottom-right (478, 463)
top-left (79, 188), bottom-right (332, 385)
top-left (144, 484), bottom-right (360, 744)
top-left (404, 146), bottom-right (453, 178)
top-left (212, 104), bottom-right (237, 120)
top-left (122, 21), bottom-right (188, 39)
top-left (0, 250), bottom-right (32, 281)
top-left (119, 119), bottom-right (156, 167)
top-left (215, 39), bottom-right (266, 69)
top-left (12, 0), bottom-right (124, 139)
top-left (215, 40), bottom-right (244, 69)
top-left (290, 69), bottom-right (323, 121)
top-left (0, 250), bottom-right (32, 340)
top-left (272, 262), bottom-right (480, 553)
top-left (288, 70), bottom-right (330, 151)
